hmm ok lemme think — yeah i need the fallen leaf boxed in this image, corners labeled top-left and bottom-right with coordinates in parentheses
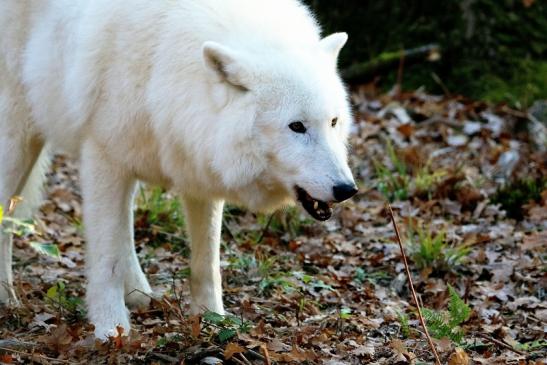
top-left (224, 343), bottom-right (245, 360)
top-left (448, 348), bottom-right (470, 365)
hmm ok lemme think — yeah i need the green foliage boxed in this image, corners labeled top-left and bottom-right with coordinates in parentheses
top-left (515, 339), bottom-right (547, 352)
top-left (373, 140), bottom-right (410, 201)
top-left (175, 267), bottom-right (191, 279)
top-left (374, 140), bottom-right (446, 202)
top-left (257, 206), bottom-right (312, 239)
top-left (136, 185), bottom-right (186, 250)
top-left (46, 281), bottom-right (86, 318)
top-left (353, 268), bottom-right (391, 285)
top-left (30, 242), bottom-right (61, 258)
top-left (156, 334), bottom-right (183, 348)
top-left (407, 223), bottom-right (471, 273)
top-left (423, 285), bottom-right (471, 344)
top-left (202, 311), bottom-right (251, 343)
top-left (228, 253), bottom-right (256, 272)
top-left (447, 285), bottom-right (472, 328)
top-left (491, 178), bottom-right (546, 220)
top-left (137, 186), bottom-right (184, 232)
top-left (258, 274), bottom-right (295, 295)
top-left (397, 311), bottom-right (411, 338)
top-left (414, 167), bottom-right (447, 199)
top-left (293, 271), bottom-right (334, 292)
top-left (339, 307), bottom-right (352, 320)
top-left (2, 216), bottom-right (35, 236)
top-left (1, 209), bottom-right (62, 259)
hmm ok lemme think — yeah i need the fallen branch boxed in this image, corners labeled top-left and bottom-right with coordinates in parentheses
top-left (342, 44), bottom-right (441, 83)
top-left (0, 346), bottom-right (73, 364)
top-left (0, 339), bottom-right (36, 350)
top-left (387, 203), bottom-right (442, 365)
top-left (476, 333), bottom-right (526, 356)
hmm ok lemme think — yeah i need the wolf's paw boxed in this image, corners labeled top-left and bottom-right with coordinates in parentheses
top-left (88, 298), bottom-right (131, 341)
top-left (124, 262), bottom-right (153, 309)
top-left (92, 314), bottom-right (131, 341)
top-left (125, 288), bottom-right (153, 309)
top-left (190, 299), bottom-right (225, 316)
top-left (124, 272), bottom-right (153, 309)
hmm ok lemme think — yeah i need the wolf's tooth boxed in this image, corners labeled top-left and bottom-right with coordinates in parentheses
top-left (313, 201), bottom-right (319, 210)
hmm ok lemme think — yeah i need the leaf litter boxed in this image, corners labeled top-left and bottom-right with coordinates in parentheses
top-left (0, 86), bottom-right (546, 364)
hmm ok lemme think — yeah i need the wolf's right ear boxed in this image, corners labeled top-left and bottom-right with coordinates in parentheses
top-left (202, 42), bottom-right (250, 91)
top-left (320, 32), bottom-right (348, 61)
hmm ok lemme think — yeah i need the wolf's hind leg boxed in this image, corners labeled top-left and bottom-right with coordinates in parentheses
top-left (183, 196), bottom-right (224, 315)
top-left (0, 131), bottom-right (44, 305)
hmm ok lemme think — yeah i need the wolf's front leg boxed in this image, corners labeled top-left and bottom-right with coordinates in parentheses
top-left (80, 142), bottom-right (139, 339)
top-left (183, 197), bottom-right (224, 314)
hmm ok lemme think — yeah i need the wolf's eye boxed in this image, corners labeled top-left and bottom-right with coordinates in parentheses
top-left (289, 121), bottom-right (307, 134)
top-left (331, 117), bottom-right (338, 127)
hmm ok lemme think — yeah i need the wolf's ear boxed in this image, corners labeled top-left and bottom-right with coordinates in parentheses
top-left (202, 42), bottom-right (250, 91)
top-left (320, 32), bottom-right (348, 60)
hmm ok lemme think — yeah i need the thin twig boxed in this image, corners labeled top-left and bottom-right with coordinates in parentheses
top-left (476, 333), bottom-right (526, 356)
top-left (151, 352), bottom-right (180, 364)
top-left (387, 203), bottom-right (442, 365)
top-left (0, 346), bottom-right (73, 364)
top-left (256, 214), bottom-right (274, 244)
top-left (244, 348), bottom-right (266, 362)
top-left (232, 356), bottom-right (246, 365)
top-left (238, 353), bottom-right (253, 365)
top-left (0, 339), bottom-right (36, 350)
top-left (260, 345), bottom-right (272, 365)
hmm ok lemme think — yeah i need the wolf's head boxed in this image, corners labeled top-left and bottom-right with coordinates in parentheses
top-left (203, 33), bottom-right (357, 220)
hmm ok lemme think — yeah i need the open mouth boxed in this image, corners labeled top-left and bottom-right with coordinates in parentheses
top-left (295, 186), bottom-right (333, 221)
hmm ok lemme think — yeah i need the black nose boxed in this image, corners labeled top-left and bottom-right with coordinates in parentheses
top-left (333, 183), bottom-right (358, 202)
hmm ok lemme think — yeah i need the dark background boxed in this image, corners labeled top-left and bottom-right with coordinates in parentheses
top-left (304, 0), bottom-right (547, 107)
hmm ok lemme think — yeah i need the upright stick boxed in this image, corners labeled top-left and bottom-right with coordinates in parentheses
top-left (387, 203), bottom-right (442, 365)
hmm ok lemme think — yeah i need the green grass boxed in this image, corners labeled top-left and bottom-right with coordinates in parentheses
top-left (407, 223), bottom-right (471, 274)
top-left (136, 186), bottom-right (184, 232)
top-left (257, 206), bottom-right (313, 239)
top-left (374, 140), bottom-right (446, 202)
top-left (135, 185), bottom-right (187, 251)
top-left (201, 311), bottom-right (252, 343)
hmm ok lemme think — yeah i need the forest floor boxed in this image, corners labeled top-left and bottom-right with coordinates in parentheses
top-left (0, 86), bottom-right (546, 364)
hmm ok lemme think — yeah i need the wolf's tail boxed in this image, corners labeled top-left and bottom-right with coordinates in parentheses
top-left (13, 147), bottom-right (50, 219)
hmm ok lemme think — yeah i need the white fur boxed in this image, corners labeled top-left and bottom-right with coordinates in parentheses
top-left (0, 0), bottom-right (354, 339)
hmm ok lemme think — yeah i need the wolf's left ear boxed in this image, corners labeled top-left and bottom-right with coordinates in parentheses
top-left (202, 42), bottom-right (250, 91)
top-left (320, 32), bottom-right (348, 60)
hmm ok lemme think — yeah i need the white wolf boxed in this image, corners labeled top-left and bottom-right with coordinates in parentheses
top-left (0, 0), bottom-right (357, 339)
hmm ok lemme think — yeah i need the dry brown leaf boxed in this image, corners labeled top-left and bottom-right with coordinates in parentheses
top-left (522, 231), bottom-right (547, 251)
top-left (448, 348), bottom-right (470, 365)
top-left (0, 354), bottom-right (13, 364)
top-left (224, 342), bottom-right (245, 360)
top-left (44, 323), bottom-right (73, 351)
top-left (190, 315), bottom-right (201, 337)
